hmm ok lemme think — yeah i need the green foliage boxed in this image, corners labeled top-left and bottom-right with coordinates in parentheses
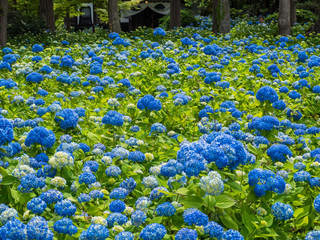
top-left (7, 11), bottom-right (47, 37)
top-left (95, 0), bottom-right (140, 24)
top-left (184, 0), bottom-right (210, 15)
top-left (264, 9), bottom-right (317, 24)
top-left (296, 9), bottom-right (318, 23)
top-left (159, 9), bottom-right (198, 29)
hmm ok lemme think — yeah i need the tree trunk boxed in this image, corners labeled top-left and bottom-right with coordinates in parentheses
top-left (108, 0), bottom-right (121, 33)
top-left (39, 0), bottom-right (56, 32)
top-left (279, 0), bottom-right (291, 35)
top-left (290, 0), bottom-right (296, 27)
top-left (170, 0), bottom-right (181, 29)
top-left (0, 0), bottom-right (8, 47)
top-left (212, 0), bottom-right (231, 34)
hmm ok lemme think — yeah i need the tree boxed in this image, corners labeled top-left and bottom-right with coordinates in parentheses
top-left (108, 0), bottom-right (121, 33)
top-left (170, 0), bottom-right (181, 29)
top-left (0, 0), bottom-right (8, 47)
top-left (39, 0), bottom-right (55, 32)
top-left (306, 7), bottom-right (320, 34)
top-left (279, 0), bottom-right (291, 35)
top-left (212, 0), bottom-right (231, 34)
top-left (290, 0), bottom-right (296, 27)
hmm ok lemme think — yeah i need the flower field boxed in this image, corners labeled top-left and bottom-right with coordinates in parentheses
top-left (1, 23), bottom-right (320, 240)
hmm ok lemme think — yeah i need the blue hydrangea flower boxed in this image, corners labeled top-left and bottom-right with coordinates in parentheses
top-left (310, 177), bottom-right (320, 188)
top-left (294, 171), bottom-right (311, 182)
top-left (306, 230), bottom-right (320, 240)
top-left (248, 168), bottom-right (286, 197)
top-left (156, 202), bottom-right (176, 216)
top-left (160, 159), bottom-right (183, 177)
top-left (153, 28), bottom-right (166, 36)
top-left (106, 212), bottom-right (128, 227)
top-left (140, 223), bottom-right (167, 240)
top-left (19, 174), bottom-right (46, 192)
top-left (0, 117), bottom-right (14, 146)
top-left (26, 216), bottom-right (54, 240)
top-left (288, 90), bottom-right (301, 99)
top-left (79, 224), bottom-right (109, 240)
top-left (25, 127), bottom-right (55, 148)
top-left (204, 221), bottom-right (224, 239)
top-left (272, 100), bottom-right (286, 110)
top-left (32, 44), bottom-right (44, 52)
top-left (79, 171), bottom-right (96, 185)
top-left (120, 177), bottom-right (137, 192)
top-left (222, 229), bottom-right (244, 240)
top-left (271, 202), bottom-right (294, 220)
top-left (55, 109), bottom-right (79, 129)
top-left (26, 72), bottom-right (43, 83)
top-left (40, 189), bottom-right (63, 204)
top-left (105, 165), bottom-right (121, 177)
top-left (109, 200), bottom-right (126, 213)
top-left (248, 116), bottom-right (279, 131)
top-left (131, 210), bottom-right (147, 226)
top-left (54, 199), bottom-right (77, 217)
top-left (175, 228), bottom-right (197, 240)
top-left (115, 231), bottom-right (134, 240)
top-left (128, 151), bottom-right (145, 162)
top-left (0, 218), bottom-right (27, 239)
top-left (137, 95), bottom-right (162, 111)
top-left (183, 208), bottom-right (208, 226)
top-left (110, 187), bottom-right (129, 199)
top-left (78, 193), bottom-right (92, 203)
top-left (89, 190), bottom-right (104, 199)
top-left (267, 144), bottom-right (292, 162)
top-left (256, 86), bottom-right (279, 103)
top-left (27, 197), bottom-right (47, 214)
top-left (102, 110), bottom-right (124, 126)
top-left (150, 123), bottom-right (166, 134)
top-left (53, 218), bottom-right (78, 236)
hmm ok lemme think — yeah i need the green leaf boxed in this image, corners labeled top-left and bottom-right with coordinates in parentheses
top-left (227, 180), bottom-right (243, 192)
top-left (204, 195), bottom-right (216, 209)
top-left (177, 135), bottom-right (184, 142)
top-left (294, 206), bottom-right (309, 219)
top-left (215, 194), bottom-right (236, 209)
top-left (242, 206), bottom-right (256, 232)
top-left (0, 148), bottom-right (7, 153)
top-left (157, 190), bottom-right (176, 197)
top-left (19, 192), bottom-right (34, 205)
top-left (181, 196), bottom-right (204, 209)
top-left (296, 215), bottom-right (309, 228)
top-left (220, 215), bottom-right (239, 230)
top-left (87, 132), bottom-right (100, 143)
top-left (1, 175), bottom-right (18, 185)
top-left (149, 216), bottom-right (163, 224)
top-left (10, 188), bottom-right (20, 203)
top-left (254, 230), bottom-right (279, 238)
top-left (176, 188), bottom-right (189, 195)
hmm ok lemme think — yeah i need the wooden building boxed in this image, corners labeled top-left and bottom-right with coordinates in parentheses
top-left (120, 1), bottom-right (170, 31)
top-left (70, 1), bottom-right (170, 32)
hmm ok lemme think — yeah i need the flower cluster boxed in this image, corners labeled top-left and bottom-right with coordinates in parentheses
top-left (137, 95), bottom-right (162, 111)
top-left (55, 109), bottom-right (79, 129)
top-left (25, 127), bottom-right (56, 148)
top-left (271, 202), bottom-right (294, 221)
top-left (248, 169), bottom-right (286, 197)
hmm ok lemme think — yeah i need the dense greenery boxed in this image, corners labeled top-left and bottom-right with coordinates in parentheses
top-left (1, 18), bottom-right (320, 239)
